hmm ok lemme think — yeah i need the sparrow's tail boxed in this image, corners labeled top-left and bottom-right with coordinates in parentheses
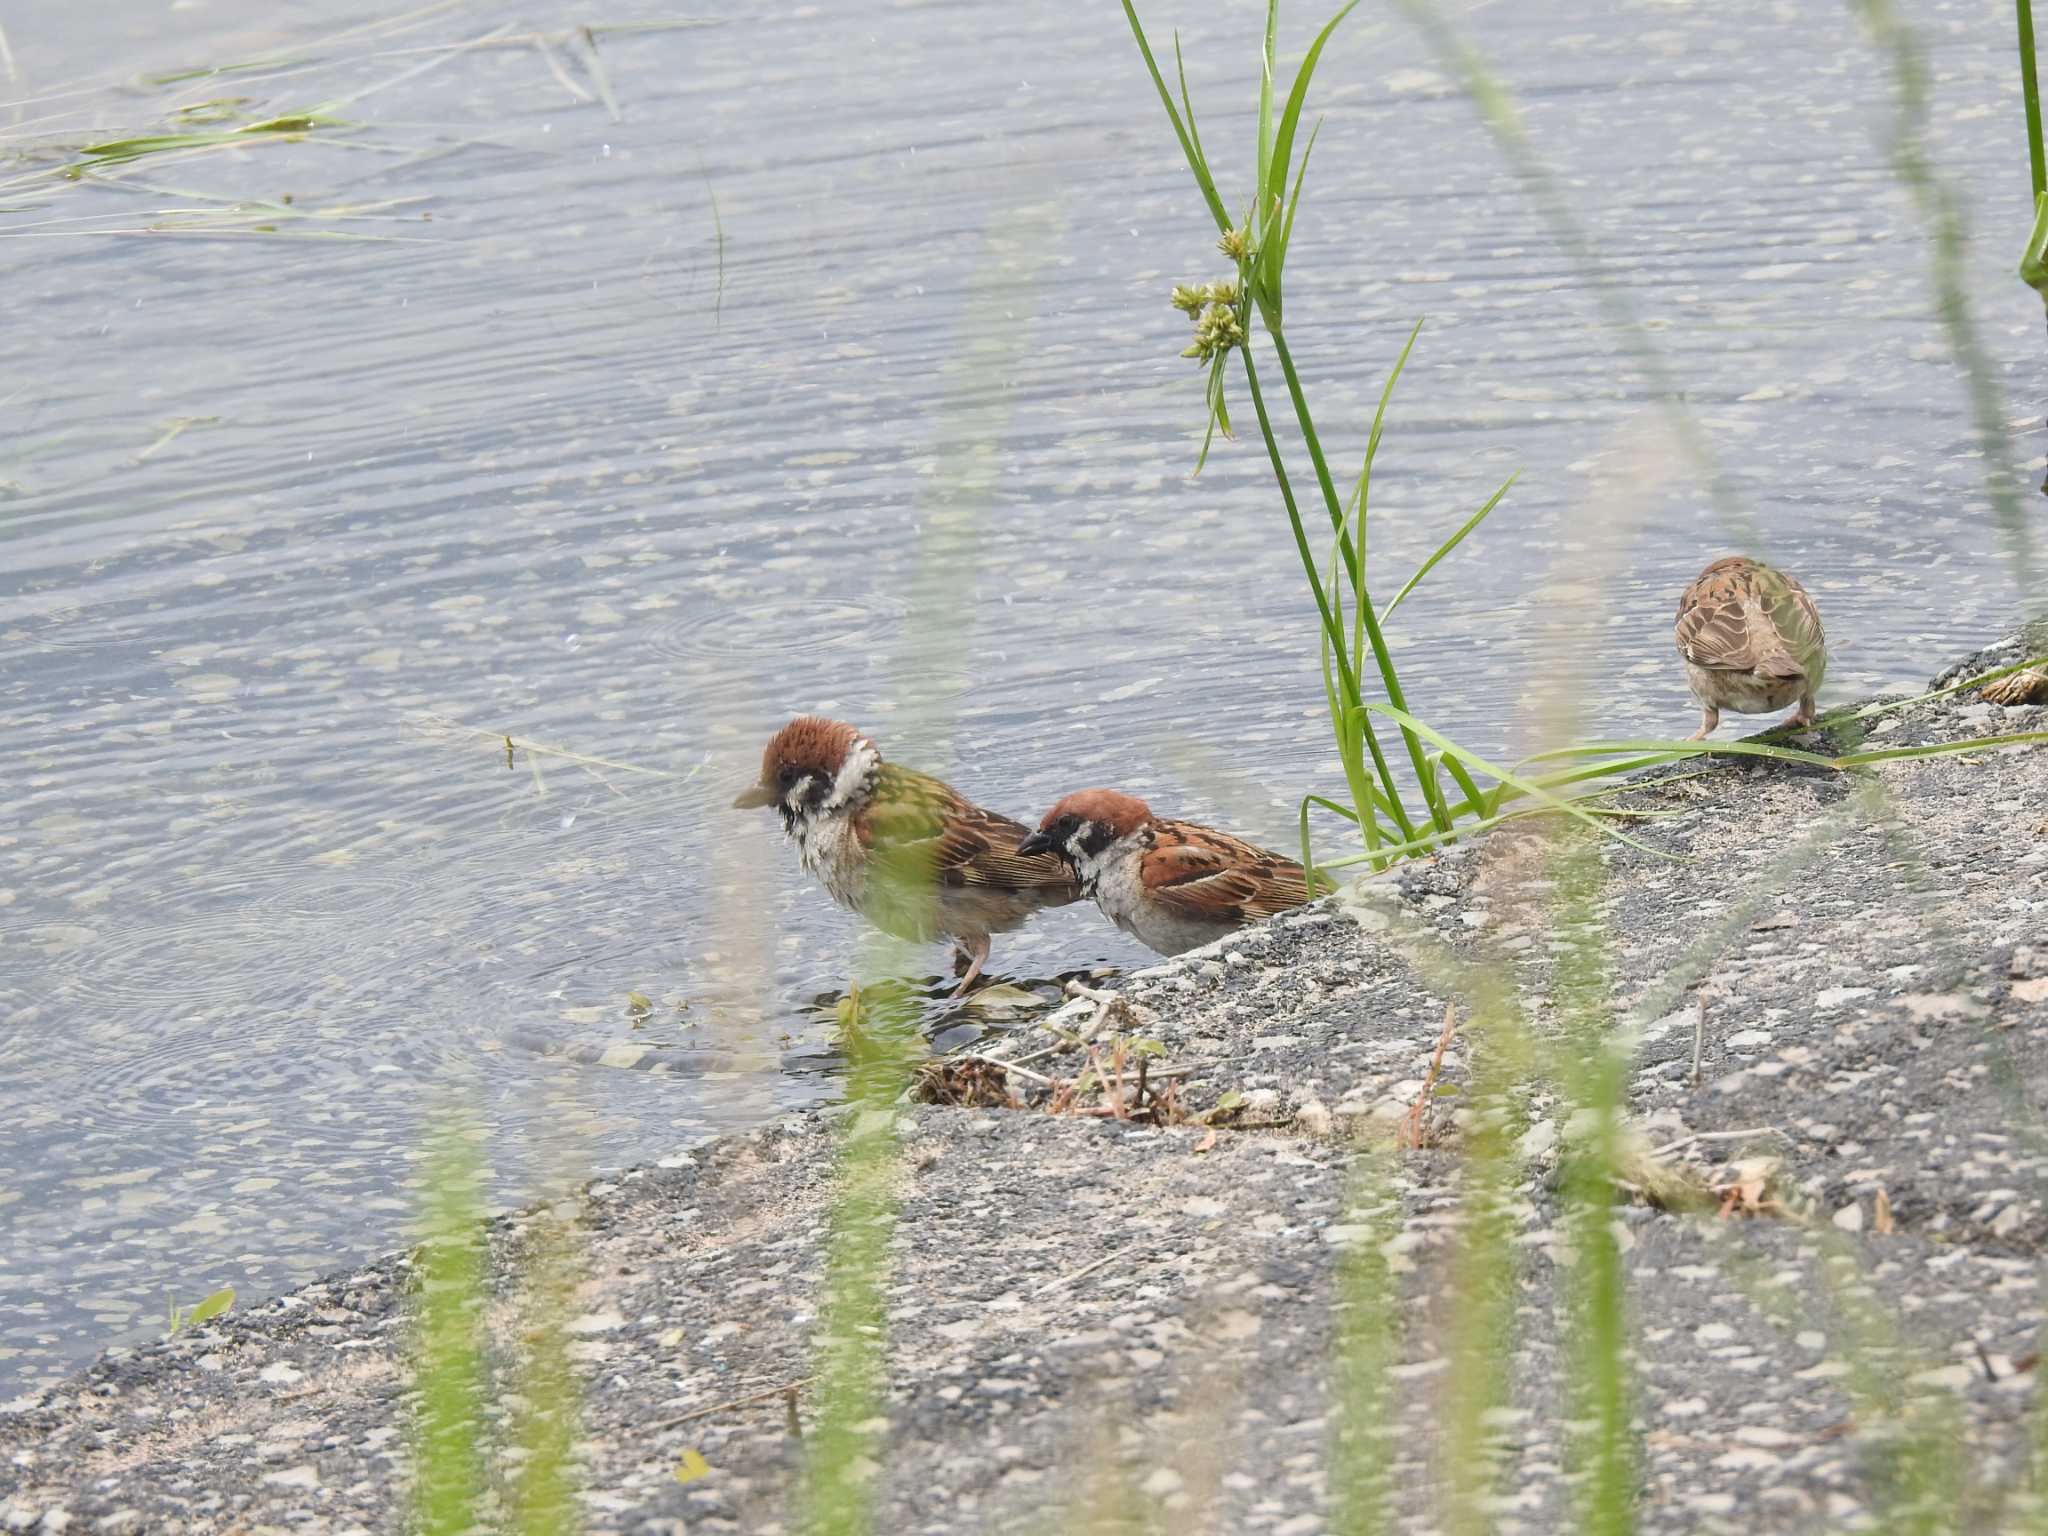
top-left (1756, 647), bottom-right (1805, 681)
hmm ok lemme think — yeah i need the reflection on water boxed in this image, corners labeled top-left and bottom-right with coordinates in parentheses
top-left (2, 0), bottom-right (2043, 1394)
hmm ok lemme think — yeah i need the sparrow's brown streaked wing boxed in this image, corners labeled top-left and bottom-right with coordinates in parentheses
top-left (1759, 567), bottom-right (1826, 688)
top-left (859, 765), bottom-right (1080, 897)
top-left (1675, 558), bottom-right (1770, 674)
top-left (1138, 828), bottom-right (1310, 925)
top-left (1676, 557), bottom-right (1824, 683)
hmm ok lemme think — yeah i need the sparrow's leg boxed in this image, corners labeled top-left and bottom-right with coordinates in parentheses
top-left (1780, 692), bottom-right (1816, 731)
top-left (1687, 705), bottom-right (1720, 742)
top-left (951, 934), bottom-right (990, 996)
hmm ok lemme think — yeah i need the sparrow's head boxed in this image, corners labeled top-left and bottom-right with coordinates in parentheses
top-left (1015, 788), bottom-right (1153, 864)
top-left (732, 716), bottom-right (878, 822)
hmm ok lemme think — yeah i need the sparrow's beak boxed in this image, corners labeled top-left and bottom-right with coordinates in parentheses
top-left (731, 781), bottom-right (775, 810)
top-left (1014, 830), bottom-right (1055, 859)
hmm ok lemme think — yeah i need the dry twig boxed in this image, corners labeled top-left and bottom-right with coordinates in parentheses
top-left (1399, 1001), bottom-right (1458, 1150)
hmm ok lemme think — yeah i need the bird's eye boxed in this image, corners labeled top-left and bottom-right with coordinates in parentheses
top-left (778, 765), bottom-right (799, 789)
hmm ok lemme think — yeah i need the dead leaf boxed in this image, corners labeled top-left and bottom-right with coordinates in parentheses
top-left (1192, 1127), bottom-right (1218, 1155)
top-left (1873, 1186), bottom-right (1895, 1236)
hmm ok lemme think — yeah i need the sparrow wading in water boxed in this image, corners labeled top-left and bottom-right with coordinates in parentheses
top-left (733, 716), bottom-right (1081, 993)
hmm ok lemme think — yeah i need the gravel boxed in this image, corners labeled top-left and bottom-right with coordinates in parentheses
top-left (3, 627), bottom-right (2044, 1534)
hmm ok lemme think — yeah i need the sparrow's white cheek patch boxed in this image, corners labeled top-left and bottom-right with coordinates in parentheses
top-left (821, 739), bottom-right (880, 813)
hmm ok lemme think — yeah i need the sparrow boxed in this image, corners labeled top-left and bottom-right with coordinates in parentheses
top-left (1673, 555), bottom-right (1827, 740)
top-left (1015, 788), bottom-right (1314, 956)
top-left (732, 716), bottom-right (1081, 992)
top-left (1981, 665), bottom-right (2048, 706)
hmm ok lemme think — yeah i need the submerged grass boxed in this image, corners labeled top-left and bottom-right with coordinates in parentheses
top-left (0, 11), bottom-right (707, 240)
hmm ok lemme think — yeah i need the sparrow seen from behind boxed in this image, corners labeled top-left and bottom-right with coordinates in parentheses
top-left (1673, 555), bottom-right (1827, 740)
top-left (732, 716), bottom-right (1082, 993)
top-left (1016, 788), bottom-right (1315, 956)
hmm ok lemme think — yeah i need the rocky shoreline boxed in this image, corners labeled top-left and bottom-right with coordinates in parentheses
top-left (4, 628), bottom-right (2045, 1535)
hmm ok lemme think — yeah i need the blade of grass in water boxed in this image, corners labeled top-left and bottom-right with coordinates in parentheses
top-left (80, 113), bottom-right (338, 162)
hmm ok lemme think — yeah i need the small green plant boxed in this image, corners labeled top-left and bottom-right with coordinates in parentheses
top-left (163, 1284), bottom-right (234, 1338)
top-left (1124, 0), bottom-right (2048, 887)
top-left (1124, 0), bottom-right (1520, 874)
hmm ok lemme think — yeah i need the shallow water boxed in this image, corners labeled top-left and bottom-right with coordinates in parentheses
top-left (2, 0), bottom-right (2043, 1396)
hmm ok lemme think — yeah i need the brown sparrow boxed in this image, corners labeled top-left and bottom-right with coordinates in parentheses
top-left (1981, 666), bottom-right (2048, 706)
top-left (1673, 555), bottom-right (1827, 740)
top-left (1015, 788), bottom-right (1313, 956)
top-left (732, 716), bottom-right (1081, 992)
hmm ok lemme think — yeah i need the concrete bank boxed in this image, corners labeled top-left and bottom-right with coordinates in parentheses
top-left (3, 629), bottom-right (2046, 1535)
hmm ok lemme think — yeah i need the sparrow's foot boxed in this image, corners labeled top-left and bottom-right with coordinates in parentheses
top-left (1687, 707), bottom-right (1719, 743)
top-left (1779, 703), bottom-right (1815, 731)
top-left (950, 935), bottom-right (991, 996)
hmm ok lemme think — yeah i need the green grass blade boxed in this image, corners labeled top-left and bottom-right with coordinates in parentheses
top-left (1174, 32), bottom-right (1213, 194)
top-left (1321, 622), bottom-right (1401, 846)
top-left (1194, 352), bottom-right (1230, 473)
top-left (1437, 750), bottom-right (1487, 816)
top-left (1265, 324), bottom-right (1452, 833)
top-left (1835, 730), bottom-right (2048, 765)
top-left (1364, 702), bottom-right (1671, 858)
top-left (412, 1114), bottom-right (489, 1536)
top-left (1349, 318), bottom-right (1424, 666)
top-left (1550, 841), bottom-right (1637, 1536)
top-left (2019, 0), bottom-right (2046, 203)
top-left (1119, 0), bottom-right (1232, 234)
top-left (1347, 317), bottom-right (1426, 527)
top-left (1243, 342), bottom-right (1359, 703)
top-left (1266, 0), bottom-right (1364, 249)
top-left (1257, 0), bottom-right (1278, 200)
top-left (1515, 737), bottom-right (1841, 770)
top-left (1514, 731), bottom-right (2048, 773)
top-left (1304, 791), bottom-right (1361, 826)
top-left (1256, 115), bottom-right (1323, 315)
top-left (1329, 1153), bottom-right (1401, 1536)
top-left (1832, 652), bottom-right (2047, 720)
top-left (1381, 470), bottom-right (1518, 622)
top-left (506, 1199), bottom-right (584, 1536)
